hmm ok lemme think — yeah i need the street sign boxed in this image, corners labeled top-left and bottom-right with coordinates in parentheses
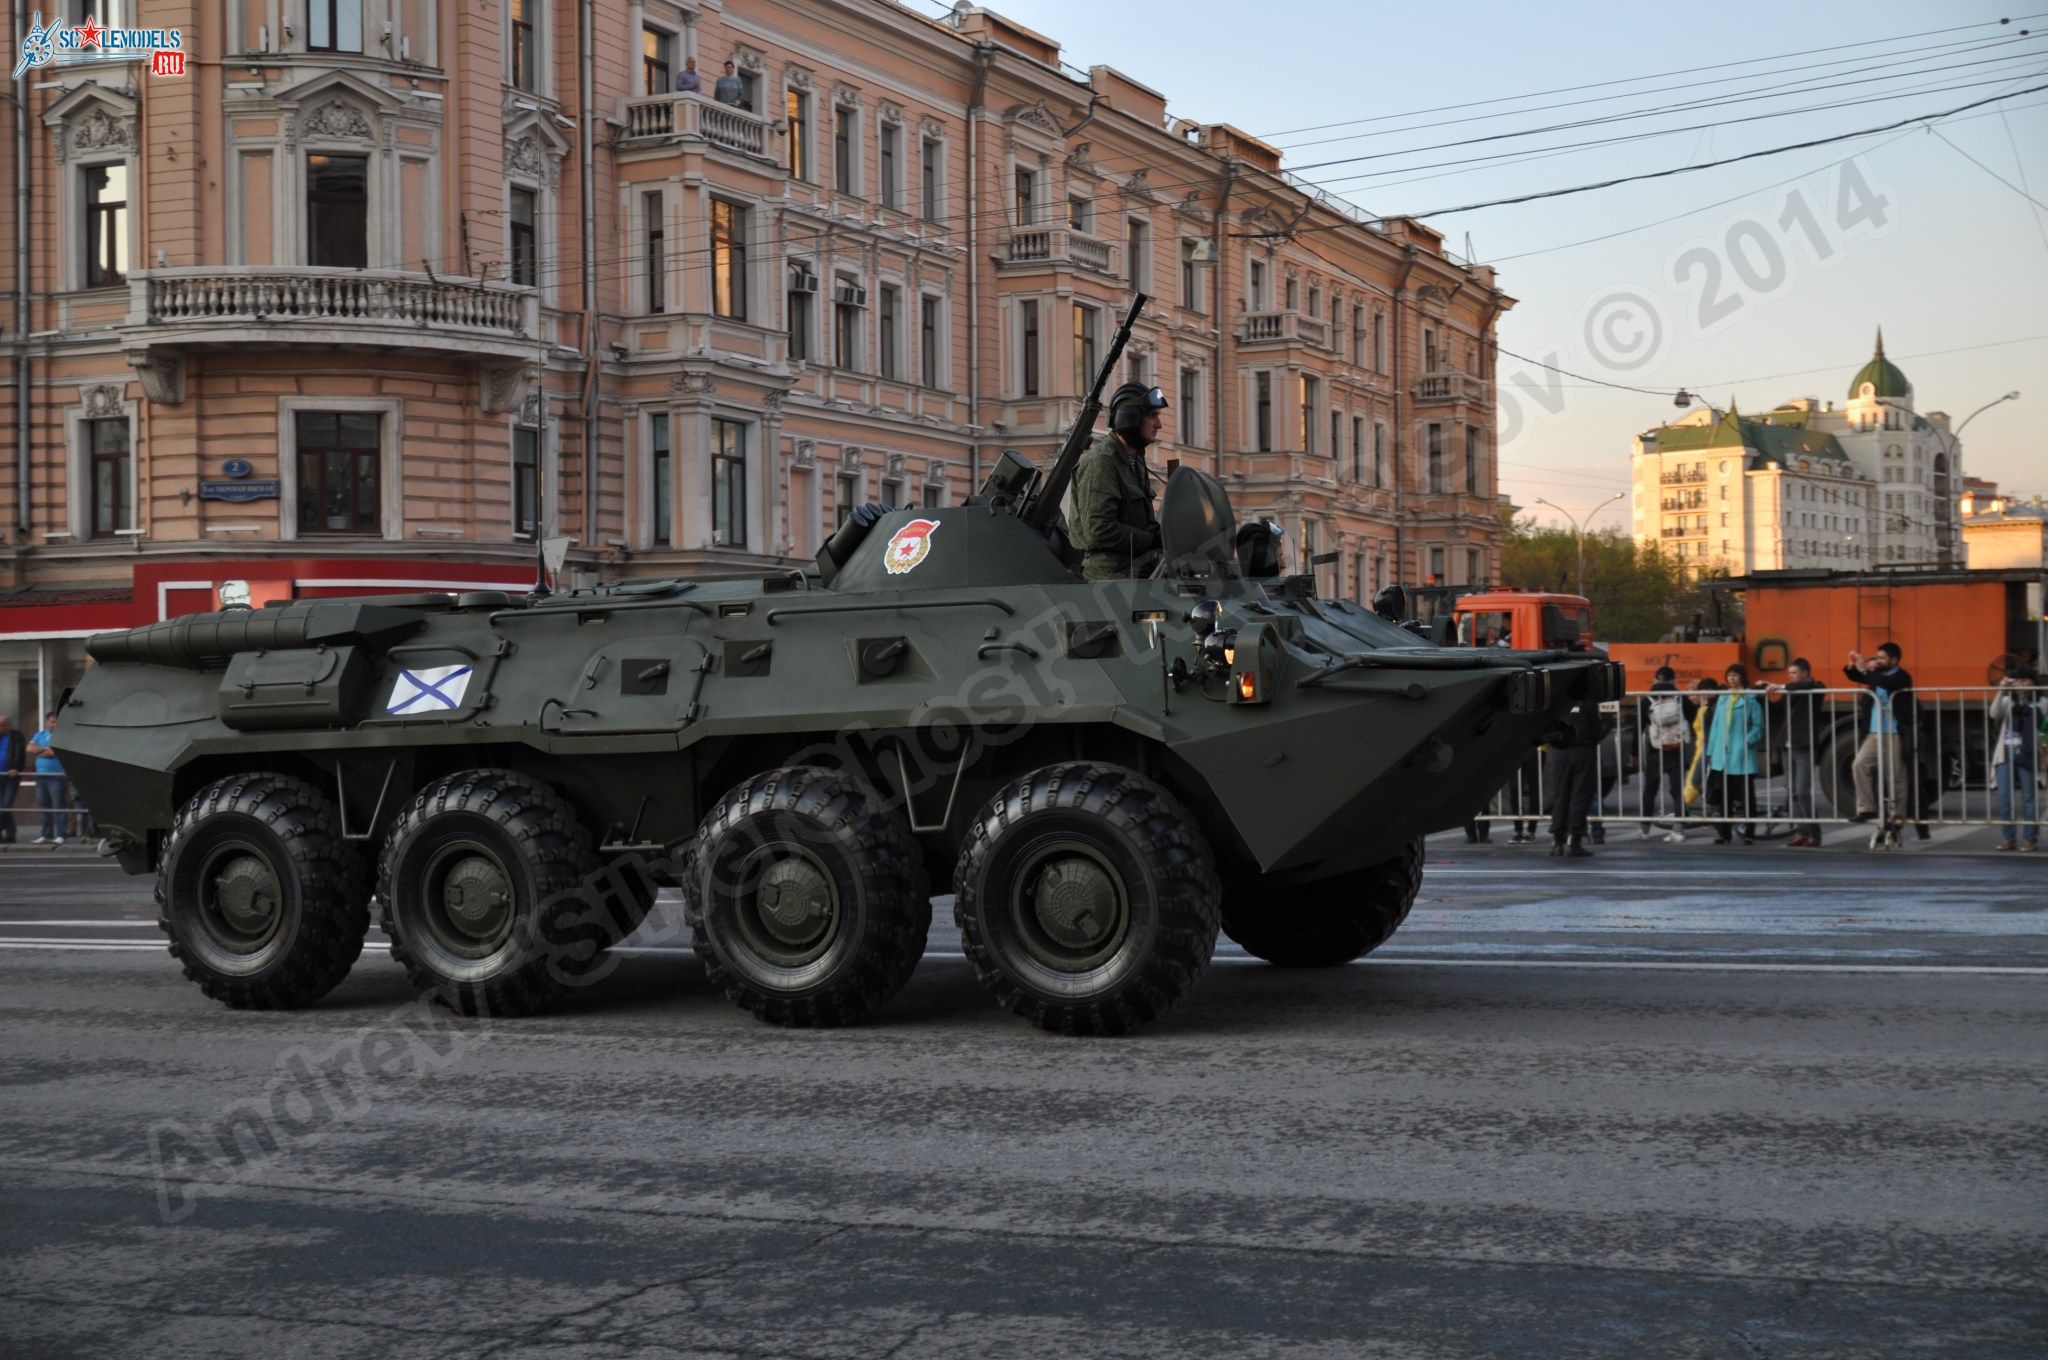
top-left (198, 478), bottom-right (280, 503)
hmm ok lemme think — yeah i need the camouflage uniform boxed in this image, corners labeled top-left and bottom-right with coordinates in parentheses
top-left (1069, 433), bottom-right (1159, 582)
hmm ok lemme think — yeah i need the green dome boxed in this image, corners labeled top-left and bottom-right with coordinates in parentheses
top-left (1849, 327), bottom-right (1909, 399)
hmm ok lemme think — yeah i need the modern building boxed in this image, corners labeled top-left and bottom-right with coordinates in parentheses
top-left (1629, 331), bottom-right (1963, 574)
top-left (1959, 479), bottom-right (2048, 569)
top-left (1, 1), bottom-right (1510, 722)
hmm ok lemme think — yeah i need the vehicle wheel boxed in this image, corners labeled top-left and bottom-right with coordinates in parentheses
top-left (379, 770), bottom-right (602, 1017)
top-left (953, 762), bottom-right (1220, 1036)
top-left (155, 773), bottom-right (370, 1009)
top-left (1221, 839), bottom-right (1422, 967)
top-left (687, 767), bottom-right (930, 1027)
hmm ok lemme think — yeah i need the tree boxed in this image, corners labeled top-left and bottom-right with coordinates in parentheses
top-left (1498, 519), bottom-right (1728, 643)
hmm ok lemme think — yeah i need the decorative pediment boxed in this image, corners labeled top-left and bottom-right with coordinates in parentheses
top-left (1064, 140), bottom-right (1094, 175)
top-left (878, 100), bottom-right (904, 124)
top-left (839, 444), bottom-right (863, 469)
top-left (784, 62), bottom-right (813, 90)
top-left (733, 44), bottom-right (765, 74)
top-left (793, 440), bottom-right (817, 469)
top-left (919, 116), bottom-right (944, 141)
top-left (80, 384), bottom-right (124, 418)
top-left (44, 85), bottom-right (137, 163)
top-left (1239, 203), bottom-right (1282, 230)
top-left (291, 98), bottom-right (375, 150)
top-left (885, 452), bottom-right (907, 476)
top-left (502, 111), bottom-right (569, 188)
top-left (1119, 168), bottom-right (1152, 200)
top-left (832, 83), bottom-right (861, 109)
top-left (1005, 101), bottom-right (1062, 140)
top-left (670, 371), bottom-right (715, 397)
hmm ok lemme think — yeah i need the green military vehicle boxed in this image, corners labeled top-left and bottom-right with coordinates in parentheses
top-left (58, 298), bottom-right (1618, 1035)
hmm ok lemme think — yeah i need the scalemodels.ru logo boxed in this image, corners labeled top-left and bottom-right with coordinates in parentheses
top-left (11, 11), bottom-right (185, 80)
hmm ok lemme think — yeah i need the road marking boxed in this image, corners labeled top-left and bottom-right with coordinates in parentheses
top-left (0, 920), bottom-right (160, 928)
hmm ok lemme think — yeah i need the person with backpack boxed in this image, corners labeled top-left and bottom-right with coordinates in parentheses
top-left (1989, 667), bottom-right (2041, 852)
top-left (1636, 666), bottom-right (1691, 841)
top-left (1765, 657), bottom-right (1828, 847)
top-left (1706, 665), bottom-right (1766, 844)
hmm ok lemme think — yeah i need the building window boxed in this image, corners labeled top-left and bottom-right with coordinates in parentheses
top-left (1254, 371), bottom-right (1272, 452)
top-left (508, 186), bottom-right (537, 287)
top-left (1465, 426), bottom-right (1480, 492)
top-left (785, 89), bottom-right (810, 181)
top-left (711, 418), bottom-right (747, 547)
top-left (1426, 423), bottom-right (1445, 492)
top-left (1014, 166), bottom-right (1037, 226)
top-left (295, 411), bottom-right (381, 535)
top-left (506, 0), bottom-right (534, 87)
top-left (1180, 239), bottom-right (1203, 313)
top-left (921, 137), bottom-right (941, 221)
top-left (1307, 282), bottom-right (1320, 317)
top-left (920, 295), bottom-right (941, 388)
top-left (1068, 194), bottom-right (1090, 233)
top-left (1467, 548), bottom-right (1481, 585)
top-left (1249, 258), bottom-right (1266, 310)
top-left (836, 470), bottom-right (860, 524)
top-left (1428, 546), bottom-right (1446, 585)
top-left (512, 424), bottom-right (540, 538)
top-left (921, 482), bottom-right (942, 509)
top-left (82, 164), bottom-right (127, 289)
top-left (1373, 423), bottom-right (1386, 485)
top-left (1126, 217), bottom-right (1149, 289)
top-left (87, 417), bottom-right (130, 539)
top-left (710, 199), bottom-right (748, 320)
top-left (881, 477), bottom-right (904, 506)
top-left (879, 123), bottom-right (900, 210)
top-left (1300, 375), bottom-right (1319, 454)
top-left (306, 153), bottom-right (368, 269)
top-left (1351, 416), bottom-right (1364, 482)
top-left (1331, 410), bottom-right (1342, 464)
top-left (642, 26), bottom-right (671, 94)
top-left (1351, 305), bottom-right (1364, 360)
top-left (649, 412), bottom-right (671, 546)
top-left (310, 0), bottom-right (364, 52)
top-left (1179, 367), bottom-right (1201, 445)
top-left (1284, 275), bottom-right (1299, 311)
top-left (878, 284), bottom-right (901, 380)
top-left (833, 105), bottom-right (856, 195)
top-left (1019, 300), bottom-right (1040, 397)
top-left (787, 264), bottom-right (813, 362)
top-left (1072, 302), bottom-right (1099, 395)
top-left (643, 191), bottom-right (664, 313)
top-left (1373, 312), bottom-right (1387, 373)
top-left (833, 277), bottom-right (863, 370)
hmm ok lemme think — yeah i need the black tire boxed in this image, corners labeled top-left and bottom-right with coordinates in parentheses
top-left (379, 769), bottom-right (603, 1017)
top-left (1221, 840), bottom-right (1423, 967)
top-left (687, 767), bottom-right (930, 1027)
top-left (953, 762), bottom-right (1220, 1037)
top-left (155, 773), bottom-right (370, 1009)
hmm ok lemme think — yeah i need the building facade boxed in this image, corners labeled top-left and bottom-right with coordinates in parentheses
top-left (1629, 332), bottom-right (1961, 575)
top-left (1, 0), bottom-right (1510, 721)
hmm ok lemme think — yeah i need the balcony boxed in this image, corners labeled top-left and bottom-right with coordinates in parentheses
top-left (1412, 370), bottom-right (1487, 405)
top-left (1237, 310), bottom-right (1328, 348)
top-left (1660, 469), bottom-right (1707, 485)
top-left (996, 225), bottom-right (1119, 276)
top-left (131, 268), bottom-right (538, 360)
top-left (622, 93), bottom-right (774, 161)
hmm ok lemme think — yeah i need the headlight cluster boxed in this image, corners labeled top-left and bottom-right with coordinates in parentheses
top-left (1188, 599), bottom-right (1235, 675)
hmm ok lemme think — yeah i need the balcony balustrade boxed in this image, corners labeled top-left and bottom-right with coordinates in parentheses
top-left (997, 225), bottom-right (1119, 275)
top-left (1412, 370), bottom-right (1487, 404)
top-left (623, 93), bottom-right (772, 160)
top-left (1660, 469), bottom-right (1708, 485)
top-left (1237, 310), bottom-right (1328, 348)
top-left (132, 268), bottom-right (539, 360)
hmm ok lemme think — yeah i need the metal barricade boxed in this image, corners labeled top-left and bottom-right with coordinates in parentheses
top-left (1474, 684), bottom-right (2046, 842)
top-left (1, 772), bottom-right (93, 845)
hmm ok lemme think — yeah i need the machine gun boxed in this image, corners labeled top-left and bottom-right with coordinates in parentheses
top-left (1020, 293), bottom-right (1148, 532)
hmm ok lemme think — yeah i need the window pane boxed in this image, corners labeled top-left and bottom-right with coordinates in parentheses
top-left (710, 200), bottom-right (747, 319)
top-left (509, 187), bottom-right (537, 287)
top-left (650, 414), bottom-right (671, 545)
top-left (307, 153), bottom-right (368, 269)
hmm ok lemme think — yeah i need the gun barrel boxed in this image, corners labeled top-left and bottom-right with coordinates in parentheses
top-left (1022, 293), bottom-right (1148, 531)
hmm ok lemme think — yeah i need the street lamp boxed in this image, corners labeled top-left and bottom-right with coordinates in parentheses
top-left (1534, 492), bottom-right (1626, 596)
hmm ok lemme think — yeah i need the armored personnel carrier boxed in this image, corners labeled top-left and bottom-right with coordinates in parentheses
top-left (59, 300), bottom-right (1618, 1035)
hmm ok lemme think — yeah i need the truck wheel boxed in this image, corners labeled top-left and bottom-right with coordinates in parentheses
top-left (1220, 840), bottom-right (1423, 967)
top-left (379, 770), bottom-right (602, 1017)
top-left (687, 767), bottom-right (930, 1027)
top-left (953, 762), bottom-right (1220, 1037)
top-left (156, 773), bottom-right (370, 1010)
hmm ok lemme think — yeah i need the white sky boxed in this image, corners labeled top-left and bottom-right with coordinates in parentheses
top-left (970, 0), bottom-right (2048, 530)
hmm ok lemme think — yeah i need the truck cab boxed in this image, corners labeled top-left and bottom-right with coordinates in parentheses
top-left (1452, 590), bottom-right (1595, 652)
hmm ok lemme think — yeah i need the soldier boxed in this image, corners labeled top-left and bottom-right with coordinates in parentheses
top-left (1071, 382), bottom-right (1167, 582)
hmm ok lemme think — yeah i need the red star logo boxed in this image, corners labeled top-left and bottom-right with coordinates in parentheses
top-left (76, 17), bottom-right (103, 47)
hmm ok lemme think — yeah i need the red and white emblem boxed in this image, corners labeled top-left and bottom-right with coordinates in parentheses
top-left (883, 518), bottom-right (941, 575)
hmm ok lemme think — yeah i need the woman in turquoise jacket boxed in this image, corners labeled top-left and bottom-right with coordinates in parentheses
top-left (1706, 663), bottom-right (1766, 844)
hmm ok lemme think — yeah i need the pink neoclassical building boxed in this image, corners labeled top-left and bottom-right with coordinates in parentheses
top-left (0, 0), bottom-right (1509, 720)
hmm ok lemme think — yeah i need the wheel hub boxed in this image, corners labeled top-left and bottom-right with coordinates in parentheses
top-left (754, 858), bottom-right (833, 946)
top-left (1030, 857), bottom-right (1120, 951)
top-left (438, 855), bottom-right (514, 941)
top-left (209, 854), bottom-right (281, 937)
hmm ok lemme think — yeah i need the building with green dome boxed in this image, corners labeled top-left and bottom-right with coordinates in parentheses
top-left (1631, 329), bottom-right (1961, 572)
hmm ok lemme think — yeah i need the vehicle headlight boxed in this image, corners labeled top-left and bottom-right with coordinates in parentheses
top-left (1201, 628), bottom-right (1238, 674)
top-left (1187, 598), bottom-right (1223, 639)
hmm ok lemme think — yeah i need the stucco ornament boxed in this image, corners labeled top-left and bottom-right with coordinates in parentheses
top-left (67, 106), bottom-right (135, 160)
top-left (81, 384), bottom-right (125, 418)
top-left (300, 100), bottom-right (375, 143)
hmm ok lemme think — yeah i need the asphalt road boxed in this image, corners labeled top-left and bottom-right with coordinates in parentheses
top-left (1, 835), bottom-right (2043, 1358)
